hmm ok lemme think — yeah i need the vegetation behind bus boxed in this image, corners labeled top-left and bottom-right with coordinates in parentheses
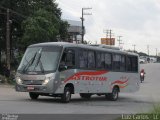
top-left (0, 0), bottom-right (69, 83)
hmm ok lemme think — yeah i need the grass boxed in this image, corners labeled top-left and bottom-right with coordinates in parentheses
top-left (152, 104), bottom-right (160, 114)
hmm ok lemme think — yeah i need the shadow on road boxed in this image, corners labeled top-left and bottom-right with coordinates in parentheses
top-left (23, 95), bottom-right (153, 105)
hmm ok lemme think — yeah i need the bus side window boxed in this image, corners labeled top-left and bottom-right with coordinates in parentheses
top-left (96, 52), bottom-right (105, 69)
top-left (126, 57), bottom-right (132, 71)
top-left (79, 50), bottom-right (88, 68)
top-left (120, 55), bottom-right (125, 71)
top-left (60, 49), bottom-right (75, 70)
top-left (96, 52), bottom-right (101, 68)
top-left (113, 54), bottom-right (121, 71)
top-left (88, 51), bottom-right (95, 69)
top-left (131, 57), bottom-right (138, 72)
top-left (126, 56), bottom-right (138, 72)
top-left (105, 53), bottom-right (112, 70)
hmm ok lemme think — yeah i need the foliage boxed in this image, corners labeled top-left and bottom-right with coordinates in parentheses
top-left (0, 0), bottom-right (69, 49)
top-left (0, 74), bottom-right (6, 83)
top-left (138, 52), bottom-right (148, 56)
top-left (59, 20), bottom-right (69, 41)
top-left (152, 104), bottom-right (160, 114)
top-left (22, 9), bottom-right (60, 47)
top-left (0, 0), bottom-right (69, 68)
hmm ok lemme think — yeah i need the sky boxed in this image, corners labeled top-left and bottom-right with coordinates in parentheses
top-left (55, 0), bottom-right (160, 55)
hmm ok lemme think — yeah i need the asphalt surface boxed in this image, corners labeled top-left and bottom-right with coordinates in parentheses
top-left (0, 63), bottom-right (160, 120)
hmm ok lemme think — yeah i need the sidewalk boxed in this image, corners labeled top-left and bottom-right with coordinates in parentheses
top-left (0, 83), bottom-right (15, 88)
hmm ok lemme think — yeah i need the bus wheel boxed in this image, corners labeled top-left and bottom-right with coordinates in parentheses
top-left (61, 87), bottom-right (71, 103)
top-left (106, 87), bottom-right (119, 101)
top-left (29, 92), bottom-right (39, 100)
top-left (80, 93), bottom-right (92, 99)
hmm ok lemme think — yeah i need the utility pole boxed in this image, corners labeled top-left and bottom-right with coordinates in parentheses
top-left (0, 12), bottom-right (6, 67)
top-left (6, 8), bottom-right (11, 70)
top-left (147, 45), bottom-right (149, 56)
top-left (0, 6), bottom-right (26, 71)
top-left (81, 7), bottom-right (92, 44)
top-left (103, 29), bottom-right (114, 39)
top-left (103, 29), bottom-right (109, 38)
top-left (109, 30), bottom-right (112, 43)
top-left (156, 48), bottom-right (158, 57)
top-left (132, 44), bottom-right (136, 52)
top-left (117, 36), bottom-right (123, 48)
top-left (103, 29), bottom-right (114, 46)
top-left (95, 40), bottom-right (97, 44)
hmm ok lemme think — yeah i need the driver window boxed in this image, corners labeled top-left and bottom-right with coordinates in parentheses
top-left (60, 49), bottom-right (75, 69)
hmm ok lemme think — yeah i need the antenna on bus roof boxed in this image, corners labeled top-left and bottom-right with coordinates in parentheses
top-left (89, 44), bottom-right (120, 50)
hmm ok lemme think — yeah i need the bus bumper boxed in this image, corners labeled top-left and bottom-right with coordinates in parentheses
top-left (15, 84), bottom-right (53, 94)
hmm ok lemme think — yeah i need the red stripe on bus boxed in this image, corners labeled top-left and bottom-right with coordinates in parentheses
top-left (119, 84), bottom-right (128, 88)
top-left (75, 70), bottom-right (108, 76)
top-left (64, 70), bottom-right (108, 83)
top-left (111, 79), bottom-right (128, 85)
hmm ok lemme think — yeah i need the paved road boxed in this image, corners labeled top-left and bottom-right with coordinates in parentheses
top-left (0, 63), bottom-right (160, 116)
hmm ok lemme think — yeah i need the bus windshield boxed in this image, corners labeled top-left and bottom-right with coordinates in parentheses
top-left (17, 46), bottom-right (62, 74)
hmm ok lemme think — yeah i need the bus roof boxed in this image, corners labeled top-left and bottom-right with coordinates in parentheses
top-left (29, 42), bottom-right (139, 56)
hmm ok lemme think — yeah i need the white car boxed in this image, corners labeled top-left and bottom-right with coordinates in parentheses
top-left (139, 59), bottom-right (145, 64)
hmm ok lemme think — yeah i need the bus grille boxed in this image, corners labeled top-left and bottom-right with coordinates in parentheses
top-left (22, 80), bottom-right (43, 85)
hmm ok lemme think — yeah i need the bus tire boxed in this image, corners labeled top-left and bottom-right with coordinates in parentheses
top-left (29, 92), bottom-right (39, 100)
top-left (106, 87), bottom-right (119, 101)
top-left (80, 93), bottom-right (92, 99)
top-left (61, 87), bottom-right (71, 103)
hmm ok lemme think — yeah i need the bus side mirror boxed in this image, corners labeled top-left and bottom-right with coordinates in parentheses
top-left (59, 64), bottom-right (67, 71)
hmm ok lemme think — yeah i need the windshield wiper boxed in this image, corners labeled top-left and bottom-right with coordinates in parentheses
top-left (39, 60), bottom-right (45, 73)
top-left (33, 53), bottom-right (45, 73)
top-left (22, 52), bottom-right (37, 73)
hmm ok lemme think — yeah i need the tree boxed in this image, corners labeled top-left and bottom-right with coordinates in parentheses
top-left (21, 9), bottom-right (60, 47)
top-left (0, 0), bottom-right (68, 49)
top-left (138, 52), bottom-right (148, 56)
top-left (0, 0), bottom-right (69, 66)
top-left (59, 20), bottom-right (69, 41)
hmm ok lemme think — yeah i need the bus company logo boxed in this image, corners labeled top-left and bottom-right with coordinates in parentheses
top-left (64, 70), bottom-right (108, 83)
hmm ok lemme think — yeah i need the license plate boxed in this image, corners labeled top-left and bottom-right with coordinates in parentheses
top-left (27, 86), bottom-right (34, 90)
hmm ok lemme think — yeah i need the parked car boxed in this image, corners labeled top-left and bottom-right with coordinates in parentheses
top-left (139, 59), bottom-right (145, 64)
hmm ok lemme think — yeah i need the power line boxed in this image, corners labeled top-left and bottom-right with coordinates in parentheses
top-left (0, 6), bottom-right (26, 18)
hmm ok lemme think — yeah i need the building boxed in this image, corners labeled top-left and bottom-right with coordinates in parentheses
top-left (66, 20), bottom-right (83, 43)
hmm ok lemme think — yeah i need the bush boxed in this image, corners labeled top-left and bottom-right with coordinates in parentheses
top-left (0, 75), bottom-right (7, 83)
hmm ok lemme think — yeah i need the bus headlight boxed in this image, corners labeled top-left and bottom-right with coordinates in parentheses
top-left (16, 77), bottom-right (23, 85)
top-left (42, 78), bottom-right (50, 85)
